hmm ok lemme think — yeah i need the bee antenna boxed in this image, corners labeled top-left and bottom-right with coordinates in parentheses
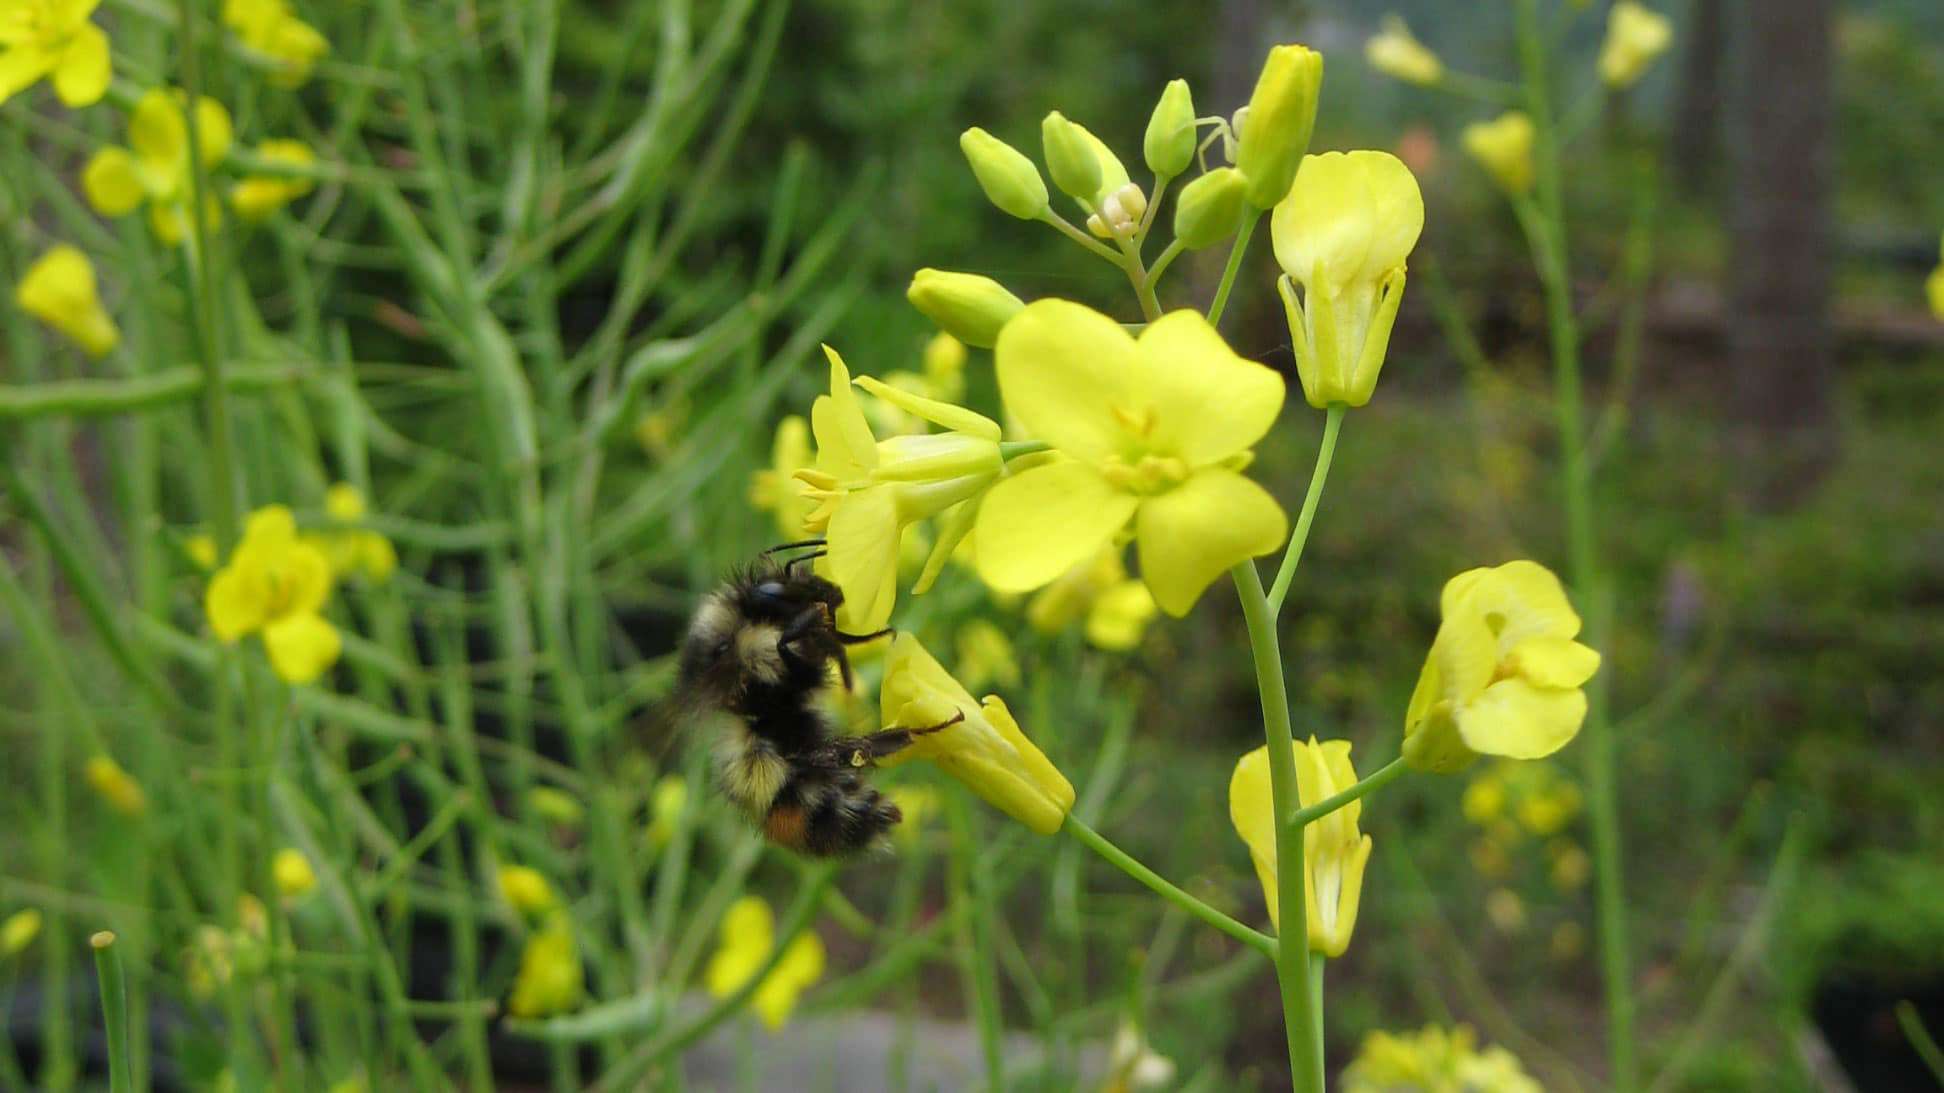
top-left (761, 538), bottom-right (826, 556)
top-left (784, 549), bottom-right (828, 575)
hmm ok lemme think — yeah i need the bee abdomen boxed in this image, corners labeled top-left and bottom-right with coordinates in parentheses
top-left (765, 779), bottom-right (901, 857)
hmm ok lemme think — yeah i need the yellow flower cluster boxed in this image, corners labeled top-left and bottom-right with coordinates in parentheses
top-left (222, 0), bottom-right (328, 88)
top-left (703, 896), bottom-right (825, 1029)
top-left (204, 505), bottom-right (342, 684)
top-left (1342, 1024), bottom-right (1542, 1093)
top-left (1024, 547), bottom-right (1158, 652)
top-left (308, 484), bottom-right (397, 583)
top-left (0, 0), bottom-right (110, 108)
top-left (1463, 760), bottom-right (1589, 894)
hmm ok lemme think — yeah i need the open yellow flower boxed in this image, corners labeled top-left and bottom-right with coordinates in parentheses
top-left (976, 302), bottom-right (1287, 616)
top-left (304, 483), bottom-right (396, 582)
top-left (506, 913), bottom-right (583, 1018)
top-left (1365, 16), bottom-right (1443, 87)
top-left (704, 896), bottom-right (826, 1030)
top-left (83, 88), bottom-right (233, 245)
top-left (1024, 546), bottom-right (1157, 652)
top-left (222, 0), bottom-right (328, 88)
top-left (877, 633), bottom-right (1074, 834)
top-left (795, 346), bottom-right (1003, 631)
top-left (0, 0), bottom-right (111, 107)
top-left (271, 848), bottom-right (316, 901)
top-left (1229, 738), bottom-right (1372, 955)
top-left (1271, 151), bottom-right (1424, 409)
top-left (15, 245), bottom-right (118, 357)
top-left (231, 139), bottom-right (316, 220)
top-left (204, 505), bottom-right (342, 684)
top-left (1403, 560), bottom-right (1601, 773)
top-left (1462, 111), bottom-right (1535, 196)
top-left (1598, 2), bottom-right (1673, 89)
top-left (84, 754), bottom-right (147, 816)
top-left (1343, 1024), bottom-right (1542, 1093)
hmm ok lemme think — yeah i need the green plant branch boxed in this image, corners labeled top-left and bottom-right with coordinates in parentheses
top-left (1286, 756), bottom-right (1407, 829)
top-left (1062, 816), bottom-right (1276, 958)
top-left (1207, 209), bottom-right (1263, 328)
top-left (1267, 404), bottom-right (1346, 614)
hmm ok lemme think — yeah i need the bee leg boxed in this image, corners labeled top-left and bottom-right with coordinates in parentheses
top-left (835, 627), bottom-right (894, 644)
top-left (821, 712), bottom-right (965, 768)
top-left (777, 607), bottom-right (855, 690)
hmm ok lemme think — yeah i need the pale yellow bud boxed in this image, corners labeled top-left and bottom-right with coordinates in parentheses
top-left (1173, 167), bottom-right (1250, 249)
top-left (906, 268), bottom-right (1025, 348)
top-left (1235, 45), bottom-right (1324, 208)
top-left (1144, 79), bottom-right (1197, 177)
top-left (960, 128), bottom-right (1049, 220)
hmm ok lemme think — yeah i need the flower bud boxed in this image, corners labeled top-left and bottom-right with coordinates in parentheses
top-left (906, 268), bottom-right (1025, 348)
top-left (1462, 112), bottom-right (1536, 196)
top-left (1235, 45), bottom-right (1324, 208)
top-left (1041, 111), bottom-right (1103, 204)
top-left (1365, 16), bottom-right (1444, 87)
top-left (498, 865), bottom-right (558, 916)
top-left (271, 848), bottom-right (316, 901)
top-left (1172, 167), bottom-right (1250, 249)
top-left (1597, 2), bottom-right (1673, 89)
top-left (1086, 182), bottom-right (1147, 239)
top-left (1144, 78), bottom-right (1197, 177)
top-left (960, 127), bottom-right (1049, 220)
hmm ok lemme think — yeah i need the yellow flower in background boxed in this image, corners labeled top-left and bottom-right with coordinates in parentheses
top-left (497, 865), bottom-right (557, 917)
top-left (1404, 560), bottom-right (1600, 773)
top-left (1365, 16), bottom-right (1443, 87)
top-left (1927, 234), bottom-right (1944, 320)
top-left (1462, 111), bottom-right (1536, 196)
top-left (231, 139), bottom-right (315, 220)
top-left (704, 896), bottom-right (826, 1029)
top-left (1343, 1024), bottom-right (1542, 1093)
top-left (885, 784), bottom-right (939, 845)
top-left (271, 848), bottom-right (316, 901)
top-left (749, 415), bottom-right (814, 539)
top-left (304, 483), bottom-right (396, 582)
top-left (1550, 840), bottom-right (1591, 890)
top-left (644, 775), bottom-right (688, 848)
top-left (795, 346), bottom-right (1003, 631)
top-left (204, 504), bottom-right (342, 684)
top-left (0, 0), bottom-right (111, 107)
top-left (527, 785), bottom-right (584, 828)
top-left (1229, 738), bottom-right (1372, 955)
top-left (922, 332), bottom-right (967, 403)
top-left (1598, 1), bottom-right (1673, 89)
top-left (15, 244), bottom-right (118, 357)
top-left (84, 754), bottom-right (147, 816)
top-left (1102, 1021), bottom-right (1178, 1093)
top-left (506, 913), bottom-right (583, 1018)
top-left (222, 0), bottom-right (328, 88)
top-left (1271, 150), bottom-right (1424, 409)
top-left (954, 619), bottom-right (1021, 692)
top-left (977, 303), bottom-right (1287, 616)
top-left (2, 909), bottom-right (42, 956)
top-left (878, 633), bottom-right (1074, 834)
top-left (83, 88), bottom-right (234, 245)
top-left (1025, 547), bottom-right (1159, 652)
top-left (185, 532), bottom-right (219, 569)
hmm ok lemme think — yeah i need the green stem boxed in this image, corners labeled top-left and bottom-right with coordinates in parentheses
top-left (1286, 756), bottom-right (1407, 829)
top-left (947, 796), bottom-right (1005, 1092)
top-left (1147, 237), bottom-right (1188, 286)
top-left (1512, 3), bottom-right (1632, 1089)
top-left (1062, 816), bottom-right (1276, 958)
top-left (1897, 1001), bottom-right (1944, 1087)
top-left (1038, 209), bottom-right (1124, 264)
top-left (1309, 956), bottom-right (1326, 1072)
top-left (174, 0), bottom-right (237, 545)
top-left (1207, 209), bottom-right (1263, 328)
top-left (999, 439), bottom-right (1051, 460)
top-left (90, 933), bottom-right (131, 1093)
top-left (1267, 404), bottom-right (1346, 613)
top-left (1231, 562), bottom-right (1324, 1093)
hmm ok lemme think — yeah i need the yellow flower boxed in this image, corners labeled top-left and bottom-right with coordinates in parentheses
top-left (976, 303), bottom-right (1287, 616)
top-left (703, 896), bottom-right (826, 1029)
top-left (877, 633), bottom-right (1074, 834)
top-left (922, 332), bottom-right (967, 403)
top-left (304, 484), bottom-right (396, 582)
top-left (795, 346), bottom-right (1004, 631)
top-left (1234, 44), bottom-right (1323, 208)
top-left (185, 532), bottom-right (219, 569)
top-left (1462, 111), bottom-right (1536, 196)
top-left (1229, 738), bottom-right (1372, 955)
top-left (506, 913), bottom-right (583, 1018)
top-left (1403, 560), bottom-right (1601, 773)
top-left (1024, 547), bottom-right (1158, 652)
top-left (527, 785), bottom-right (584, 827)
top-left (497, 865), bottom-right (557, 917)
top-left (204, 505), bottom-right (342, 684)
top-left (271, 848), bottom-right (316, 901)
top-left (2, 909), bottom-right (43, 956)
top-left (222, 0), bottom-right (328, 88)
top-left (1344, 1025), bottom-right (1541, 1093)
top-left (1459, 767), bottom-right (1506, 824)
top-left (15, 244), bottom-right (118, 357)
top-left (1365, 16), bottom-right (1443, 86)
top-left (643, 775), bottom-right (688, 848)
top-left (231, 139), bottom-right (315, 220)
top-left (0, 0), bottom-right (111, 107)
top-left (83, 88), bottom-right (234, 245)
top-left (1271, 151), bottom-right (1424, 409)
top-left (954, 619), bottom-right (1020, 692)
top-left (1598, 2), bottom-right (1673, 89)
top-left (84, 754), bottom-right (147, 816)
top-left (1549, 840), bottom-right (1591, 890)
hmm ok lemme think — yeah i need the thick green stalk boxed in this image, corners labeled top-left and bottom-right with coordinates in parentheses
top-left (1231, 563), bottom-right (1324, 1093)
top-left (1268, 405), bottom-right (1346, 612)
top-left (1062, 816), bottom-right (1276, 957)
top-left (1512, 2), bottom-right (1633, 1088)
top-left (90, 933), bottom-right (131, 1093)
top-left (947, 796), bottom-right (1006, 1091)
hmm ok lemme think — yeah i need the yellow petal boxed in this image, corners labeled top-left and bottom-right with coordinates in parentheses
top-left (994, 299), bottom-right (1144, 462)
top-left (1271, 151), bottom-right (1425, 295)
top-left (194, 95), bottom-right (234, 167)
top-left (51, 21), bottom-right (110, 107)
top-left (1132, 310), bottom-right (1286, 466)
top-left (854, 375), bottom-right (1000, 440)
top-left (1084, 580), bottom-right (1157, 651)
top-left (1508, 636), bottom-right (1600, 689)
top-left (261, 612), bottom-right (341, 684)
top-left (1449, 559), bottom-right (1583, 654)
top-left (205, 560), bottom-right (270, 640)
top-left (826, 488), bottom-right (901, 632)
top-left (1456, 679), bottom-right (1587, 760)
top-left (1227, 745), bottom-right (1280, 928)
top-left (974, 460), bottom-right (1137, 594)
top-left (82, 147), bottom-right (145, 216)
top-left (271, 848), bottom-right (316, 900)
top-left (1133, 469), bottom-right (1286, 616)
top-left (128, 89), bottom-right (187, 176)
top-left (15, 245), bottom-right (118, 357)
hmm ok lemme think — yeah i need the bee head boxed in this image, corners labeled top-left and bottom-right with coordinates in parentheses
top-left (678, 568), bottom-right (845, 707)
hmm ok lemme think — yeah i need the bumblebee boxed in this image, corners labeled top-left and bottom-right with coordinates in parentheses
top-left (678, 541), bottom-right (956, 856)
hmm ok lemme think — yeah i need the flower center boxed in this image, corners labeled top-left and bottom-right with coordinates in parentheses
top-left (1097, 453), bottom-right (1188, 495)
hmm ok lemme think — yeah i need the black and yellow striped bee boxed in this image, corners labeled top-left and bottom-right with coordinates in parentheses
top-left (677, 541), bottom-right (956, 856)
